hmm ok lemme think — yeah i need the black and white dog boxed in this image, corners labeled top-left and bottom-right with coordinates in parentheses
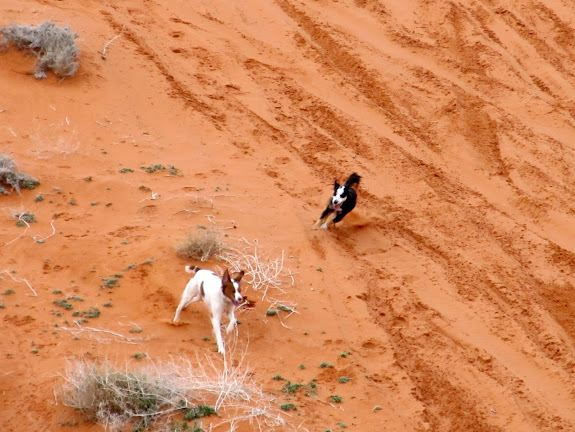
top-left (313, 173), bottom-right (361, 229)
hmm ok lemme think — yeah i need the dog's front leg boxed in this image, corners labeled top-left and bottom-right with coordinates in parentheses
top-left (211, 315), bottom-right (225, 354)
top-left (226, 308), bottom-right (237, 334)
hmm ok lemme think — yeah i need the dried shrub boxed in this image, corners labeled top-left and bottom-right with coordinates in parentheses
top-left (0, 154), bottom-right (39, 195)
top-left (59, 357), bottom-right (287, 431)
top-left (175, 227), bottom-right (226, 262)
top-left (221, 238), bottom-right (288, 300)
top-left (1, 21), bottom-right (79, 79)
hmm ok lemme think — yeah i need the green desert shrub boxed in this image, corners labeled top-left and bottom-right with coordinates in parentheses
top-left (0, 154), bottom-right (39, 195)
top-left (1, 21), bottom-right (79, 79)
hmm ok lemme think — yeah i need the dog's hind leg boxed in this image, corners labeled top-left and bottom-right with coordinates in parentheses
top-left (173, 299), bottom-right (188, 322)
top-left (173, 291), bottom-right (202, 322)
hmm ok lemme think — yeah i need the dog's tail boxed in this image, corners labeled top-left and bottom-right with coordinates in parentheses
top-left (185, 265), bottom-right (201, 274)
top-left (345, 172), bottom-right (361, 188)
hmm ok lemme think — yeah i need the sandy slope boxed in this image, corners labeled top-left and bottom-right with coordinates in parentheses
top-left (2, 0), bottom-right (575, 430)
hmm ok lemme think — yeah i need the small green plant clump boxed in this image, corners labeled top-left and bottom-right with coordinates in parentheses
top-left (280, 380), bottom-right (317, 396)
top-left (140, 164), bottom-right (180, 175)
top-left (101, 278), bottom-right (119, 289)
top-left (54, 298), bottom-right (73, 310)
top-left (183, 405), bottom-right (216, 420)
top-left (80, 307), bottom-right (100, 319)
top-left (15, 212), bottom-right (37, 226)
top-left (282, 381), bottom-right (304, 394)
top-left (1, 21), bottom-right (79, 79)
top-left (280, 403), bottom-right (297, 411)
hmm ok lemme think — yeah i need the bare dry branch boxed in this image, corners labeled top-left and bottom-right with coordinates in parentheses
top-left (0, 269), bottom-right (37, 296)
top-left (101, 27), bottom-right (123, 60)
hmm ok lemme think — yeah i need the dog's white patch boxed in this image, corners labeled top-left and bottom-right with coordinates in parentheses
top-left (332, 186), bottom-right (347, 210)
top-left (232, 280), bottom-right (243, 304)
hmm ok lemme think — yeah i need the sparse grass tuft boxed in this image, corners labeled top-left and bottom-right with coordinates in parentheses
top-left (101, 278), bottom-right (119, 289)
top-left (0, 154), bottom-right (39, 195)
top-left (1, 21), bottom-right (79, 79)
top-left (282, 382), bottom-right (304, 394)
top-left (140, 164), bottom-right (166, 173)
top-left (54, 299), bottom-right (73, 310)
top-left (81, 307), bottom-right (100, 319)
top-left (175, 227), bottom-right (226, 262)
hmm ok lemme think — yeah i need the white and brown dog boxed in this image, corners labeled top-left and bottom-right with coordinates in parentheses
top-left (173, 265), bottom-right (245, 354)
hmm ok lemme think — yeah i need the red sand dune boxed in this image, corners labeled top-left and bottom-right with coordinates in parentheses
top-left (2, 0), bottom-right (575, 431)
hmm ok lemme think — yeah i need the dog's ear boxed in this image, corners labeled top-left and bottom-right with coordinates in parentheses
top-left (232, 270), bottom-right (245, 282)
top-left (221, 269), bottom-right (232, 294)
top-left (222, 269), bottom-right (231, 282)
top-left (333, 180), bottom-right (340, 192)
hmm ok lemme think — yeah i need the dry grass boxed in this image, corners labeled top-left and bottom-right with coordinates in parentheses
top-left (220, 238), bottom-right (289, 301)
top-left (0, 154), bottom-right (39, 195)
top-left (1, 21), bottom-right (79, 79)
top-left (175, 227), bottom-right (226, 262)
top-left (58, 353), bottom-right (289, 431)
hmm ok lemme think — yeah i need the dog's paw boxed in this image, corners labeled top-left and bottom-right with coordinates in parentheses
top-left (169, 320), bottom-right (186, 327)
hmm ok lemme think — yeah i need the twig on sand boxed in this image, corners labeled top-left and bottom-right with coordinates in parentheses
top-left (0, 270), bottom-right (37, 297)
top-left (102, 27), bottom-right (124, 60)
top-left (267, 299), bottom-right (299, 329)
top-left (206, 214), bottom-right (237, 229)
top-left (2, 213), bottom-right (30, 247)
top-left (57, 322), bottom-right (149, 344)
top-left (33, 219), bottom-right (56, 243)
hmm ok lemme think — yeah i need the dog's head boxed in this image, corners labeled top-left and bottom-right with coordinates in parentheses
top-left (222, 269), bottom-right (245, 306)
top-left (331, 181), bottom-right (349, 211)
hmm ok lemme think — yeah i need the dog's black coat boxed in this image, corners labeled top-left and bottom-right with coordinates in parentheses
top-left (316, 173), bottom-right (361, 227)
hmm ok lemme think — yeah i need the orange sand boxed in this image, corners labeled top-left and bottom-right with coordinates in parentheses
top-left (2, 1), bottom-right (575, 431)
